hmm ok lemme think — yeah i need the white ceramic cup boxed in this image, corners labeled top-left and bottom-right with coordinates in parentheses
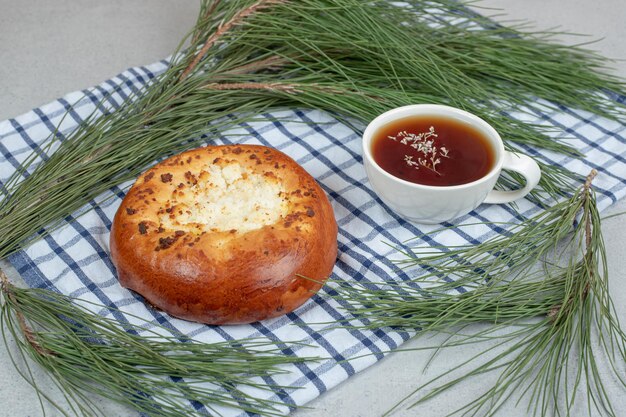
top-left (362, 104), bottom-right (541, 224)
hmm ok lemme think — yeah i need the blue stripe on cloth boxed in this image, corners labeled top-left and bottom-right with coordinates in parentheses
top-left (2, 47), bottom-right (626, 417)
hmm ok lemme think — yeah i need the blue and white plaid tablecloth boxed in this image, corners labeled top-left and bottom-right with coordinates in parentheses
top-left (1, 54), bottom-right (626, 416)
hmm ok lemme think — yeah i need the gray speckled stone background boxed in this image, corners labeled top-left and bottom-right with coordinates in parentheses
top-left (0, 1), bottom-right (624, 416)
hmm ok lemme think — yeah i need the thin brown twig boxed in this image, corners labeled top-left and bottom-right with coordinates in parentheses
top-left (179, 0), bottom-right (288, 81)
top-left (583, 169), bottom-right (598, 192)
top-left (191, 0), bottom-right (223, 44)
top-left (581, 169), bottom-right (598, 299)
top-left (547, 304), bottom-right (561, 322)
top-left (15, 310), bottom-right (55, 358)
top-left (0, 268), bottom-right (9, 293)
top-left (203, 81), bottom-right (355, 97)
top-left (583, 169), bottom-right (598, 248)
top-left (549, 169), bottom-right (598, 323)
top-left (204, 81), bottom-right (301, 94)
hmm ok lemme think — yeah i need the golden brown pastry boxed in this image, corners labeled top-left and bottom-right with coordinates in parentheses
top-left (110, 144), bottom-right (337, 325)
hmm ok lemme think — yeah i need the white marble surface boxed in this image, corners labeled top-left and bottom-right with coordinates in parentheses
top-left (0, 1), bottom-right (625, 416)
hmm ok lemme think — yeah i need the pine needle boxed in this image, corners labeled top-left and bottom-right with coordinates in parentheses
top-left (0, 272), bottom-right (316, 417)
top-left (333, 171), bottom-right (626, 416)
top-left (0, 1), bottom-right (626, 416)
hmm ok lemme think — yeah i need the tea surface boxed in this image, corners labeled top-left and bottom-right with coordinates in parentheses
top-left (371, 115), bottom-right (495, 186)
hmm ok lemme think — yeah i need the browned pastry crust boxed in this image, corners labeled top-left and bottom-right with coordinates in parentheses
top-left (110, 144), bottom-right (337, 325)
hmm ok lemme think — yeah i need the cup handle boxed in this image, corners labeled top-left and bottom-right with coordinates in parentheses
top-left (484, 151), bottom-right (541, 204)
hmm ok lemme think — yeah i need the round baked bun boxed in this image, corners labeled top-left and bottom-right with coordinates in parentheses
top-left (110, 144), bottom-right (337, 325)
